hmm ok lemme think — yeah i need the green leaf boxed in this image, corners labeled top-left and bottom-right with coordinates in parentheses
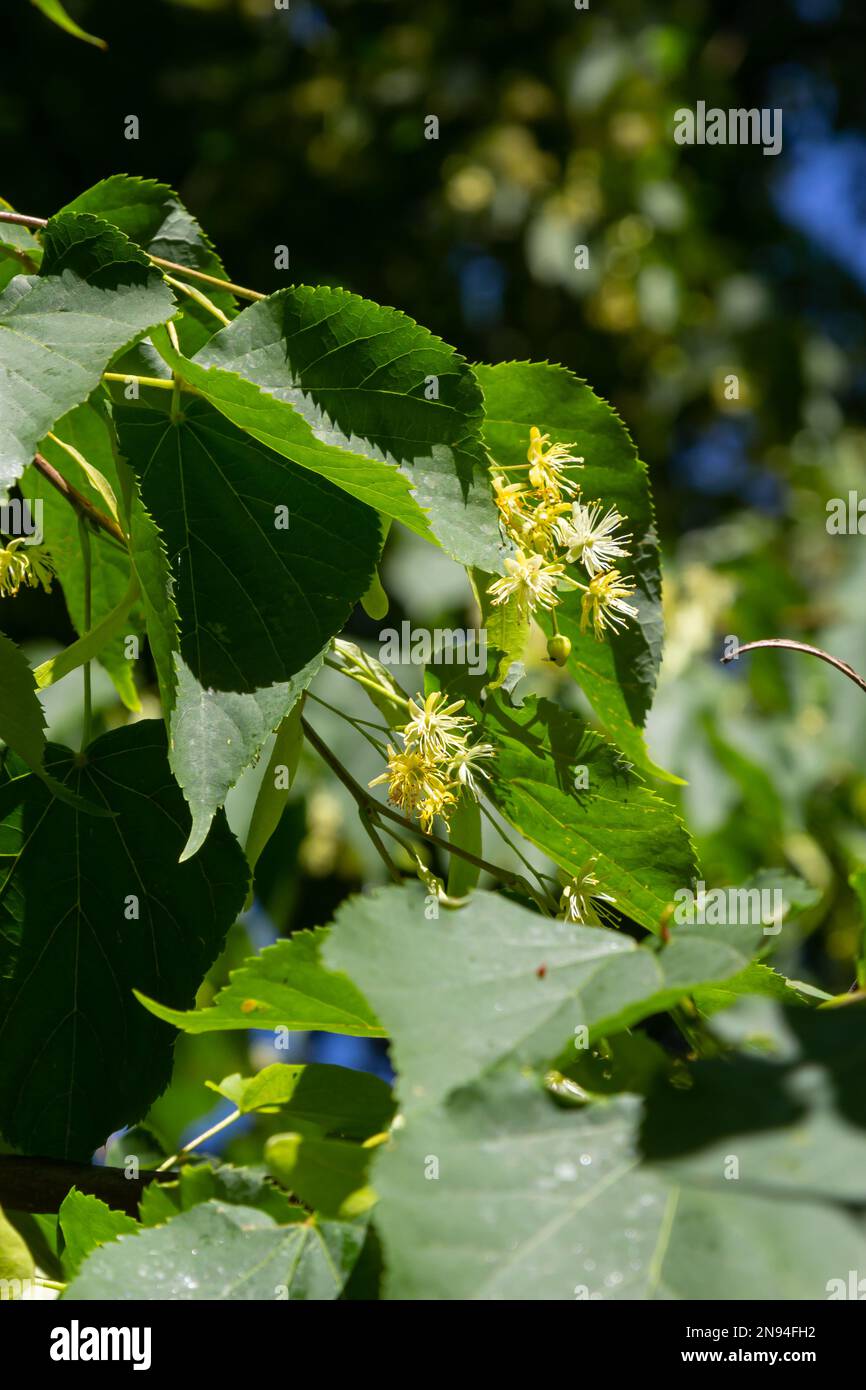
top-left (116, 398), bottom-right (379, 695)
top-left (0, 211), bottom-right (174, 490)
top-left (324, 884), bottom-right (788, 1111)
top-left (470, 566), bottom-right (530, 687)
top-left (30, 0), bottom-right (106, 49)
top-left (266, 1132), bottom-right (375, 1219)
top-left (63, 1200), bottom-right (365, 1300)
top-left (0, 721), bottom-right (248, 1159)
top-left (33, 575), bottom-right (141, 706)
top-left (243, 696), bottom-right (306, 896)
top-left (138, 1162), bottom-right (301, 1227)
top-left (152, 286), bottom-right (505, 569)
top-left (339, 1223), bottom-right (384, 1300)
top-left (171, 653), bottom-right (323, 862)
top-left (0, 629), bottom-right (47, 772)
top-left (117, 396), bottom-right (378, 852)
top-left (0, 628), bottom-right (107, 815)
top-left (0, 1202), bottom-right (35, 1294)
top-left (207, 1062), bottom-right (394, 1139)
top-left (373, 1039), bottom-right (866, 1300)
top-left (27, 401), bottom-right (143, 710)
top-left (641, 1006), bottom-right (866, 1199)
top-left (4, 1211), bottom-right (63, 1283)
top-left (565, 1029), bottom-right (671, 1098)
top-left (850, 866), bottom-right (866, 989)
top-left (58, 1189), bottom-right (140, 1279)
top-left (136, 926), bottom-right (385, 1039)
top-left (125, 471), bottom-right (179, 705)
top-left (475, 361), bottom-right (677, 780)
top-left (446, 796), bottom-right (482, 897)
top-left (690, 961), bottom-right (816, 1016)
top-left (476, 690), bottom-right (696, 933)
top-left (331, 638), bottom-right (410, 728)
top-left (62, 176), bottom-right (237, 354)
top-left (360, 565), bottom-right (389, 621)
top-left (740, 868), bottom-right (821, 925)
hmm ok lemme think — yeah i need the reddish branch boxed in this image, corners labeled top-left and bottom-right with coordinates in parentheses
top-left (722, 637), bottom-right (866, 696)
top-left (0, 210), bottom-right (47, 230)
top-left (32, 452), bottom-right (126, 547)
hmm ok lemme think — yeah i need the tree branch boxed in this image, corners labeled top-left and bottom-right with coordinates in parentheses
top-left (0, 210), bottom-right (47, 230)
top-left (0, 1155), bottom-right (178, 1217)
top-left (32, 452), bottom-right (127, 548)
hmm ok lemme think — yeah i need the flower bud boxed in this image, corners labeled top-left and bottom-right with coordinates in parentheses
top-left (547, 634), bottom-right (572, 666)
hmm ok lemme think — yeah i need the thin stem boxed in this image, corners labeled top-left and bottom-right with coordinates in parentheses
top-left (32, 452), bottom-right (127, 547)
top-left (306, 691), bottom-right (390, 734)
top-left (35, 574), bottom-right (140, 691)
top-left (34, 1278), bottom-right (66, 1292)
top-left (305, 690), bottom-right (390, 754)
top-left (156, 1108), bottom-right (241, 1173)
top-left (376, 817), bottom-right (428, 864)
top-left (301, 715), bottom-right (523, 886)
top-left (479, 801), bottom-right (557, 902)
top-left (359, 805), bottom-right (404, 884)
top-left (166, 320), bottom-right (184, 423)
top-left (163, 273), bottom-right (231, 326)
top-left (400, 813), bottom-right (523, 886)
top-left (0, 211), bottom-right (265, 301)
top-left (721, 638), bottom-right (866, 696)
top-left (361, 1131), bottom-right (390, 1150)
top-left (102, 371), bottom-right (175, 392)
top-left (324, 657), bottom-right (412, 712)
top-left (4, 247), bottom-right (39, 274)
top-left (78, 516), bottom-right (92, 751)
top-left (149, 256), bottom-right (265, 302)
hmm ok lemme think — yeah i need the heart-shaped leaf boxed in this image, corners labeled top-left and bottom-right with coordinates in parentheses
top-left (0, 721), bottom-right (248, 1159)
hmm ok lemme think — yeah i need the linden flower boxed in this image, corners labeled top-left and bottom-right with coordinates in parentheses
top-left (448, 741), bottom-right (496, 800)
top-left (370, 698), bottom-right (495, 833)
top-left (492, 474), bottom-right (530, 531)
top-left (0, 544), bottom-right (28, 596)
top-left (369, 744), bottom-right (433, 815)
top-left (526, 426), bottom-right (583, 498)
top-left (578, 568), bottom-right (639, 641)
top-left (403, 691), bottom-right (473, 760)
top-left (556, 501), bottom-right (632, 578)
top-left (0, 540), bottom-right (55, 597)
top-left (514, 499), bottom-right (573, 554)
top-left (559, 859), bottom-right (617, 928)
top-left (488, 549), bottom-right (577, 619)
top-left (26, 548), bottom-right (56, 592)
top-left (418, 779), bottom-right (458, 834)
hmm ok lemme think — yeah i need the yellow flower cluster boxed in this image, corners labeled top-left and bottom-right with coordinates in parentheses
top-left (369, 691), bottom-right (495, 833)
top-left (487, 426), bottom-right (639, 641)
top-left (0, 540), bottom-right (56, 598)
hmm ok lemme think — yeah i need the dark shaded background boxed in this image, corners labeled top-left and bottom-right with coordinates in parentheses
top-left (5, 0), bottom-right (866, 537)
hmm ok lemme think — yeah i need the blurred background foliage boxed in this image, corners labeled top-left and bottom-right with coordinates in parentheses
top-left (4, 0), bottom-right (866, 1159)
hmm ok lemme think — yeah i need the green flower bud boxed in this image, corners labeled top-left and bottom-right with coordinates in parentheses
top-left (547, 634), bottom-right (572, 666)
